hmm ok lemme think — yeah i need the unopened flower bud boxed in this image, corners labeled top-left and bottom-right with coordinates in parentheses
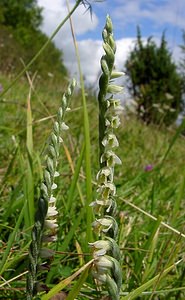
top-left (107, 84), bottom-right (123, 94)
top-left (110, 71), bottom-right (125, 79)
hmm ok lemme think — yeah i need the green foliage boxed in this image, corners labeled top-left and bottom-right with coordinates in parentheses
top-left (0, 7), bottom-right (185, 299)
top-left (0, 72), bottom-right (185, 299)
top-left (125, 28), bottom-right (183, 126)
top-left (0, 25), bottom-right (24, 73)
top-left (0, 0), bottom-right (42, 30)
top-left (0, 0), bottom-right (67, 80)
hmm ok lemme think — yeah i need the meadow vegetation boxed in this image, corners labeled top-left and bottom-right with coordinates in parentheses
top-left (0, 1), bottom-right (185, 299)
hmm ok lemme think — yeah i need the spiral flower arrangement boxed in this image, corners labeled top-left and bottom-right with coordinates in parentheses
top-left (89, 15), bottom-right (124, 300)
top-left (26, 79), bottom-right (76, 300)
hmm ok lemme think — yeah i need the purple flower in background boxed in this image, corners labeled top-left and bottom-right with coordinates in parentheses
top-left (144, 164), bottom-right (153, 172)
top-left (0, 84), bottom-right (3, 93)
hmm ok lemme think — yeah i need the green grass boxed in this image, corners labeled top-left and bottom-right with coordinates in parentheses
top-left (1, 7), bottom-right (185, 296)
top-left (0, 71), bottom-right (185, 299)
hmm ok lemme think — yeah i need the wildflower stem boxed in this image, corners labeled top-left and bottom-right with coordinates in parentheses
top-left (91, 15), bottom-right (124, 300)
top-left (26, 80), bottom-right (76, 299)
top-left (98, 17), bottom-right (116, 163)
top-left (66, 0), bottom-right (93, 243)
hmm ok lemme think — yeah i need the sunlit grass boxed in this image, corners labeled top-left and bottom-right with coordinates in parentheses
top-left (1, 70), bottom-right (185, 299)
top-left (0, 7), bottom-right (185, 299)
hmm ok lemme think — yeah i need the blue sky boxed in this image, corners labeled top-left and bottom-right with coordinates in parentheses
top-left (80, 0), bottom-right (185, 51)
top-left (38, 0), bottom-right (185, 85)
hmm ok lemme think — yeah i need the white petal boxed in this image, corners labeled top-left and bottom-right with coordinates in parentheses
top-left (49, 195), bottom-right (56, 203)
top-left (61, 122), bottom-right (69, 130)
top-left (102, 133), bottom-right (119, 148)
top-left (45, 219), bottom-right (58, 229)
top-left (113, 153), bottom-right (122, 165)
top-left (51, 183), bottom-right (57, 190)
top-left (47, 206), bottom-right (58, 217)
top-left (54, 171), bottom-right (60, 177)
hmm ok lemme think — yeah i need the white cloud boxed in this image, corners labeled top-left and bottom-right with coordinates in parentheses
top-left (37, 0), bottom-right (133, 86)
top-left (115, 38), bottom-right (135, 70)
top-left (37, 0), bottom-right (182, 87)
top-left (112, 0), bottom-right (185, 28)
top-left (76, 39), bottom-right (103, 85)
top-left (171, 45), bottom-right (183, 64)
top-left (38, 0), bottom-right (99, 36)
top-left (37, 0), bottom-right (102, 84)
top-left (64, 37), bottom-right (136, 87)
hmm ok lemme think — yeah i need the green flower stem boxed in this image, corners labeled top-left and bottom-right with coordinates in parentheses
top-left (26, 80), bottom-right (76, 300)
top-left (98, 16), bottom-right (116, 164)
top-left (91, 15), bottom-right (124, 300)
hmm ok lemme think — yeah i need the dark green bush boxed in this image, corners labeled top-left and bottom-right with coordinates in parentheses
top-left (125, 28), bottom-right (183, 126)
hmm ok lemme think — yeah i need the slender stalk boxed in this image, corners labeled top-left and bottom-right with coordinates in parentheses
top-left (41, 259), bottom-right (94, 300)
top-left (90, 16), bottom-right (124, 300)
top-left (66, 0), bottom-right (93, 243)
top-left (26, 80), bottom-right (76, 299)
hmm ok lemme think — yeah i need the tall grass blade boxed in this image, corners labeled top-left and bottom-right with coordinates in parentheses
top-left (171, 172), bottom-right (185, 224)
top-left (26, 83), bottom-right (33, 156)
top-left (20, 153), bottom-right (34, 230)
top-left (25, 87), bottom-right (34, 228)
top-left (41, 260), bottom-right (94, 300)
top-left (160, 118), bottom-right (185, 166)
top-left (75, 240), bottom-right (85, 266)
top-left (66, 265), bottom-right (90, 300)
top-left (134, 217), bottom-right (162, 279)
top-left (0, 146), bottom-right (18, 196)
top-left (59, 208), bottom-right (85, 253)
top-left (66, 0), bottom-right (93, 243)
top-left (121, 259), bottom-right (183, 300)
top-left (0, 200), bottom-right (26, 275)
top-left (1, 242), bottom-right (29, 274)
top-left (120, 197), bottom-right (185, 238)
top-left (142, 219), bottom-right (161, 281)
top-left (65, 142), bottom-right (85, 210)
